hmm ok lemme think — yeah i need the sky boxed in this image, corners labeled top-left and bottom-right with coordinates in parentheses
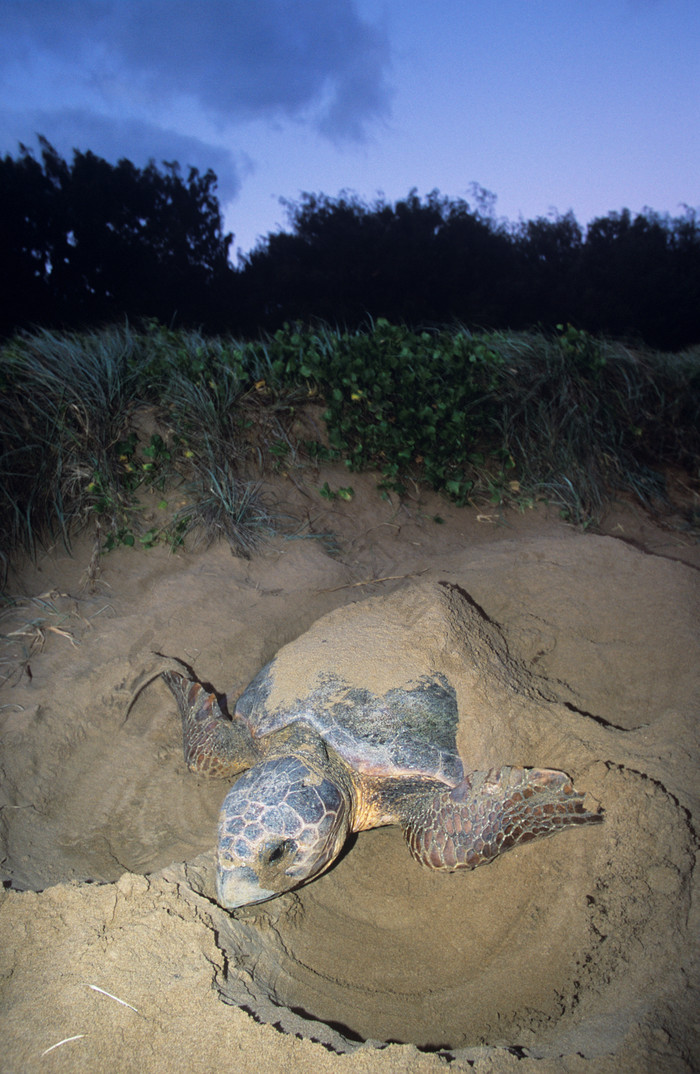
top-left (1, 0), bottom-right (698, 261)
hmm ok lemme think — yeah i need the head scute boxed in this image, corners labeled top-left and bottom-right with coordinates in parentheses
top-left (216, 753), bottom-right (351, 907)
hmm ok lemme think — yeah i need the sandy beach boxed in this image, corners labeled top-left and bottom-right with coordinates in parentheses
top-left (1, 469), bottom-right (698, 1073)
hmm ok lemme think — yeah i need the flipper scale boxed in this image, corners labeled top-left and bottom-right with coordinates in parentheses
top-left (403, 766), bottom-right (602, 871)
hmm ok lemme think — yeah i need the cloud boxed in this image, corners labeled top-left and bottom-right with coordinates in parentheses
top-left (0, 0), bottom-right (392, 142)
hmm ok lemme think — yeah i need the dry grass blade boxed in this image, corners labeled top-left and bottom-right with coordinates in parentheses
top-left (45, 624), bottom-right (78, 646)
top-left (40, 1035), bottom-right (86, 1057)
top-left (87, 984), bottom-right (139, 1013)
top-left (0, 591), bottom-right (97, 686)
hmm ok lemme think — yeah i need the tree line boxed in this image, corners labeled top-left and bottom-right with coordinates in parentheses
top-left (2, 139), bottom-right (698, 349)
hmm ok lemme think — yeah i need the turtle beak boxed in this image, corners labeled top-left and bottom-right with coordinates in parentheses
top-left (216, 864), bottom-right (277, 909)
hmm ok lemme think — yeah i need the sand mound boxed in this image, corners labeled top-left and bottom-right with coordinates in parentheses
top-left (1, 486), bottom-right (698, 1073)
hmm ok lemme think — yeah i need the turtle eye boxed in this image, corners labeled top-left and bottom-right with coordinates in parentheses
top-left (265, 839), bottom-right (294, 865)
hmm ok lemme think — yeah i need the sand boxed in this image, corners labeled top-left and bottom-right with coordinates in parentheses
top-left (1, 469), bottom-right (698, 1073)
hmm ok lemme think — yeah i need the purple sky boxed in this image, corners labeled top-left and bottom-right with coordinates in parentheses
top-left (1, 0), bottom-right (698, 260)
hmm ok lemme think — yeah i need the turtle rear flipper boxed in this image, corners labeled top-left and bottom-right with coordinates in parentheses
top-left (162, 670), bottom-right (259, 778)
top-left (402, 766), bottom-right (603, 871)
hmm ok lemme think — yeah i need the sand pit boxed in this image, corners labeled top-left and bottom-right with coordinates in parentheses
top-left (1, 480), bottom-right (698, 1073)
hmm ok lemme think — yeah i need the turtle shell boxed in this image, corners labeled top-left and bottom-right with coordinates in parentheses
top-left (232, 583), bottom-right (514, 787)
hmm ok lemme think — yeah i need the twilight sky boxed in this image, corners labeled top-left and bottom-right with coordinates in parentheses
top-left (1, 0), bottom-right (698, 260)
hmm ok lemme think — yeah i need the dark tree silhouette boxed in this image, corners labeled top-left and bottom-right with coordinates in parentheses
top-left (1, 139), bottom-right (698, 347)
top-left (243, 192), bottom-right (700, 347)
top-left (578, 207), bottom-right (700, 349)
top-left (238, 188), bottom-right (515, 330)
top-left (0, 140), bottom-right (60, 329)
top-left (510, 211), bottom-right (583, 328)
top-left (0, 138), bottom-right (235, 335)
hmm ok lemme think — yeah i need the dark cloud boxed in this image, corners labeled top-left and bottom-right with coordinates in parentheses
top-left (0, 0), bottom-right (392, 141)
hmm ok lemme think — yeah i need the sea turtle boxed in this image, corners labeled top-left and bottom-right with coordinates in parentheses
top-left (162, 582), bottom-right (602, 909)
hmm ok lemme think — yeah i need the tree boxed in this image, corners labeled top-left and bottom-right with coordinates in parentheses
top-left (0, 139), bottom-right (235, 335)
top-left (510, 211), bottom-right (583, 328)
top-left (3, 141), bottom-right (698, 347)
top-left (0, 139), bottom-right (65, 329)
top-left (239, 189), bottom-right (517, 330)
top-left (579, 208), bottom-right (700, 348)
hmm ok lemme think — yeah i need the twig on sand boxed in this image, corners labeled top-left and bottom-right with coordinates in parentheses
top-left (321, 568), bottom-right (429, 593)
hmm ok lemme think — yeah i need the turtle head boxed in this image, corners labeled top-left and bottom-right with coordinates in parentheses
top-left (216, 754), bottom-right (351, 909)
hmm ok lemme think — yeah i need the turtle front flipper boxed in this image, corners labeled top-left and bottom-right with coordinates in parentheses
top-left (162, 670), bottom-right (259, 778)
top-left (402, 766), bottom-right (602, 871)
